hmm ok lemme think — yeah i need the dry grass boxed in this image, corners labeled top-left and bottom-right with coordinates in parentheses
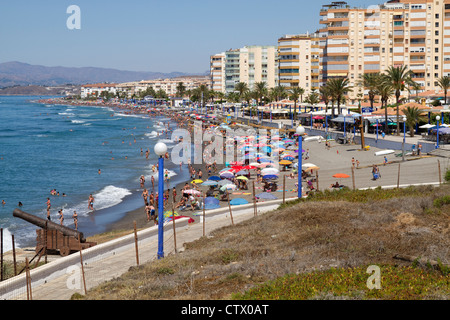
top-left (80, 185), bottom-right (450, 300)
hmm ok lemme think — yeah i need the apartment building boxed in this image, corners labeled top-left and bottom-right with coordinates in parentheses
top-left (210, 52), bottom-right (226, 93)
top-left (213, 45), bottom-right (278, 94)
top-left (115, 76), bottom-right (210, 98)
top-left (277, 32), bottom-right (321, 94)
top-left (319, 0), bottom-right (450, 102)
top-left (80, 83), bottom-right (118, 98)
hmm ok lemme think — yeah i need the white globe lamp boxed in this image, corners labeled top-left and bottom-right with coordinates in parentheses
top-left (154, 142), bottom-right (168, 157)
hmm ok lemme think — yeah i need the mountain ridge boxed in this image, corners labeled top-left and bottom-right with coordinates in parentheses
top-left (0, 61), bottom-right (206, 88)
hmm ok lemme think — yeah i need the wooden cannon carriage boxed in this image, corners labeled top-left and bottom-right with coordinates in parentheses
top-left (13, 209), bottom-right (96, 257)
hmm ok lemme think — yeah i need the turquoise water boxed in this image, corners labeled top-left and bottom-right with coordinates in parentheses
top-left (0, 96), bottom-right (187, 249)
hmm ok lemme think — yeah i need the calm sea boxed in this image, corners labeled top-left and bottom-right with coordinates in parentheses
top-left (0, 96), bottom-right (188, 250)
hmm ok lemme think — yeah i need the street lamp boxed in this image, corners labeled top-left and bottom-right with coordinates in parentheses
top-left (436, 115), bottom-right (441, 149)
top-left (154, 142), bottom-right (168, 259)
top-left (296, 125), bottom-right (305, 199)
top-left (402, 115), bottom-right (406, 162)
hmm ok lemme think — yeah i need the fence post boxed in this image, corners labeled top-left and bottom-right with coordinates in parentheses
top-left (316, 170), bottom-right (320, 191)
top-left (172, 204), bottom-right (177, 254)
top-left (25, 257), bottom-right (32, 300)
top-left (252, 181), bottom-right (257, 217)
top-left (351, 166), bottom-right (355, 190)
top-left (397, 163), bottom-right (401, 189)
top-left (133, 221), bottom-right (139, 265)
top-left (202, 196), bottom-right (206, 237)
top-left (438, 160), bottom-right (442, 185)
top-left (1, 228), bottom-right (3, 282)
top-left (44, 221), bottom-right (48, 264)
top-left (79, 239), bottom-right (87, 295)
top-left (12, 234), bottom-right (17, 276)
top-left (227, 192), bottom-right (234, 226)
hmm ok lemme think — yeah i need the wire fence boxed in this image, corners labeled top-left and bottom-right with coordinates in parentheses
top-left (0, 215), bottom-right (196, 300)
top-left (0, 200), bottom-right (263, 300)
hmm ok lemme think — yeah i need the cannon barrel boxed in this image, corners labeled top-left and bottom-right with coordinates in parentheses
top-left (13, 208), bottom-right (85, 242)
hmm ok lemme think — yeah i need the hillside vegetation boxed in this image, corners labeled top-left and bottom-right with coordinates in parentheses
top-left (78, 184), bottom-right (450, 300)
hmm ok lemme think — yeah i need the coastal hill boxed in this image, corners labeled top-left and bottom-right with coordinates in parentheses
top-left (0, 61), bottom-right (202, 88)
top-left (82, 184), bottom-right (450, 300)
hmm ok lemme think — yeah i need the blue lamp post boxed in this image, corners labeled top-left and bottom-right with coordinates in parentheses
top-left (154, 142), bottom-right (168, 259)
top-left (296, 125), bottom-right (305, 199)
top-left (436, 115), bottom-right (441, 149)
top-left (402, 115), bottom-right (406, 162)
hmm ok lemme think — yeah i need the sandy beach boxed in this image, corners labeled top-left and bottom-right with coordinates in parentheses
top-left (32, 98), bottom-right (448, 240)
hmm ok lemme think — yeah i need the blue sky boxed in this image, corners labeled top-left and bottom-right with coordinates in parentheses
top-left (0, 0), bottom-right (367, 73)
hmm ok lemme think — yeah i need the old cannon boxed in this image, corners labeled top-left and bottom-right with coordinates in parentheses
top-left (13, 209), bottom-right (96, 256)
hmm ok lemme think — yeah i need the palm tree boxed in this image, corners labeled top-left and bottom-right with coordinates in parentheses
top-left (410, 81), bottom-right (422, 102)
top-left (216, 91), bottom-right (225, 104)
top-left (326, 78), bottom-right (353, 116)
top-left (270, 86), bottom-right (287, 103)
top-left (376, 80), bottom-right (395, 134)
top-left (437, 76), bottom-right (450, 105)
top-left (319, 85), bottom-right (331, 110)
top-left (357, 73), bottom-right (381, 109)
top-left (234, 82), bottom-right (249, 101)
top-left (384, 65), bottom-right (414, 135)
top-left (289, 87), bottom-right (304, 121)
top-left (254, 81), bottom-right (268, 106)
top-left (304, 89), bottom-right (320, 107)
top-left (176, 82), bottom-right (186, 97)
top-left (402, 106), bottom-right (426, 137)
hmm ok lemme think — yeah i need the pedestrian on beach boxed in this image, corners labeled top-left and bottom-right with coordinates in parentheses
top-left (151, 175), bottom-right (155, 190)
top-left (140, 175), bottom-right (145, 188)
top-left (72, 211), bottom-right (78, 230)
top-left (142, 188), bottom-right (149, 206)
top-left (88, 194), bottom-right (94, 211)
top-left (172, 187), bottom-right (177, 203)
top-left (59, 209), bottom-right (64, 225)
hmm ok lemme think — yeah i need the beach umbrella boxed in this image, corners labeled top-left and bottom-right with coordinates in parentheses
top-left (302, 163), bottom-right (317, 168)
top-left (261, 168), bottom-right (279, 175)
top-left (230, 161), bottom-right (243, 166)
top-left (262, 174), bottom-right (278, 180)
top-left (249, 162), bottom-right (261, 167)
top-left (220, 171), bottom-right (235, 179)
top-left (259, 158), bottom-right (274, 163)
top-left (202, 180), bottom-right (218, 186)
top-left (242, 165), bottom-right (257, 170)
top-left (255, 192), bottom-right (278, 200)
top-left (218, 179), bottom-right (234, 186)
top-left (236, 176), bottom-right (249, 180)
top-left (191, 179), bottom-right (203, 184)
top-left (282, 156), bottom-right (295, 161)
top-left (220, 184), bottom-right (237, 191)
top-left (283, 139), bottom-right (294, 143)
top-left (261, 146), bottom-right (272, 153)
top-left (236, 170), bottom-right (249, 175)
top-left (332, 173), bottom-right (350, 179)
top-left (273, 148), bottom-right (285, 153)
top-left (258, 162), bottom-right (273, 168)
top-left (304, 166), bottom-right (320, 172)
top-left (230, 198), bottom-right (249, 205)
top-left (208, 175), bottom-right (221, 181)
top-left (184, 189), bottom-right (202, 196)
top-left (204, 197), bottom-right (220, 209)
top-left (279, 160), bottom-right (292, 165)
